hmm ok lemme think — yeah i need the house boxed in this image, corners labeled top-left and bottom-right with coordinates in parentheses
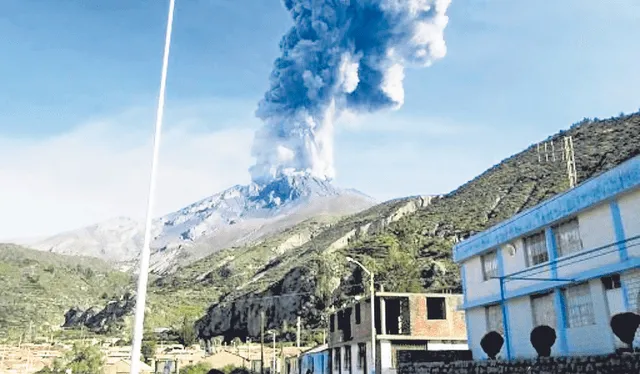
top-left (199, 350), bottom-right (250, 369)
top-left (104, 359), bottom-right (153, 374)
top-left (297, 344), bottom-right (329, 374)
top-left (453, 155), bottom-right (640, 359)
top-left (328, 291), bottom-right (467, 374)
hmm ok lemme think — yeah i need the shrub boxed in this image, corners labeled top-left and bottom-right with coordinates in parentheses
top-left (177, 316), bottom-right (198, 347)
top-left (180, 362), bottom-right (212, 374)
top-left (480, 331), bottom-right (504, 359)
top-left (610, 312), bottom-right (640, 349)
top-left (530, 325), bottom-right (556, 357)
top-left (141, 340), bottom-right (157, 363)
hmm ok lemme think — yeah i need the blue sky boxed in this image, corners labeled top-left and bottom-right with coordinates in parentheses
top-left (1, 0), bottom-right (640, 238)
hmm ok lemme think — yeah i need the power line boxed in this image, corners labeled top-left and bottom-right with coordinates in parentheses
top-left (503, 234), bottom-right (640, 283)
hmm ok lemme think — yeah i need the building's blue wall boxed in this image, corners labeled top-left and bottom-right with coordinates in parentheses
top-left (453, 156), bottom-right (640, 263)
top-left (299, 351), bottom-right (329, 374)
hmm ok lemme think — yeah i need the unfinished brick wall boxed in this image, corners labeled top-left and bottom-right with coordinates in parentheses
top-left (398, 354), bottom-right (640, 374)
top-left (409, 295), bottom-right (466, 340)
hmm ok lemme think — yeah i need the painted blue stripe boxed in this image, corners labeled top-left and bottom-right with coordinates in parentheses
top-left (496, 248), bottom-right (505, 278)
top-left (460, 263), bottom-right (475, 359)
top-left (453, 156), bottom-right (640, 262)
top-left (463, 312), bottom-right (472, 355)
top-left (553, 288), bottom-right (568, 355)
top-left (495, 249), bottom-right (512, 359)
top-left (609, 200), bottom-right (629, 261)
top-left (546, 227), bottom-right (558, 279)
top-left (460, 257), bottom-right (640, 310)
top-left (461, 262), bottom-right (468, 304)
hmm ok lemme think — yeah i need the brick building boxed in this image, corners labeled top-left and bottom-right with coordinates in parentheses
top-left (327, 292), bottom-right (468, 374)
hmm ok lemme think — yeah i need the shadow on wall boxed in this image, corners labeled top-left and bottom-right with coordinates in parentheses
top-left (480, 312), bottom-right (640, 359)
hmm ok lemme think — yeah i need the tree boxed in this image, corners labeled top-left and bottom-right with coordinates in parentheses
top-left (530, 325), bottom-right (556, 357)
top-left (231, 337), bottom-right (242, 347)
top-left (610, 312), bottom-right (640, 350)
top-left (38, 344), bottom-right (104, 374)
top-left (181, 362), bottom-right (212, 374)
top-left (65, 343), bottom-right (104, 374)
top-left (480, 331), bottom-right (504, 359)
top-left (141, 340), bottom-right (157, 363)
top-left (177, 316), bottom-right (198, 347)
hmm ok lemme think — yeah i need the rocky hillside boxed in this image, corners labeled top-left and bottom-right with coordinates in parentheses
top-left (0, 244), bottom-right (131, 341)
top-left (27, 174), bottom-right (376, 274)
top-left (195, 112), bottom-right (640, 342)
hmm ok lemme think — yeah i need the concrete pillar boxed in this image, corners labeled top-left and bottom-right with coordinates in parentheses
top-left (380, 296), bottom-right (386, 336)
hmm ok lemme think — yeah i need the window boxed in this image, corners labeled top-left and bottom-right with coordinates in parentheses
top-left (333, 348), bottom-right (341, 370)
top-left (531, 292), bottom-right (556, 327)
top-left (554, 218), bottom-right (582, 257)
top-left (525, 232), bottom-right (548, 266)
top-left (602, 274), bottom-right (622, 290)
top-left (330, 314), bottom-right (335, 332)
top-left (563, 283), bottom-right (596, 328)
top-left (344, 346), bottom-right (351, 371)
top-left (355, 303), bottom-right (361, 325)
top-left (426, 297), bottom-right (447, 320)
top-left (357, 343), bottom-right (366, 369)
top-left (485, 304), bottom-right (503, 333)
top-left (481, 251), bottom-right (498, 280)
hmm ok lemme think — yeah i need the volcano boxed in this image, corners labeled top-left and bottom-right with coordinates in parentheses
top-left (27, 175), bottom-right (375, 273)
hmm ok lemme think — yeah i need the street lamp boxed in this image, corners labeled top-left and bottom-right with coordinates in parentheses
top-left (346, 256), bottom-right (376, 374)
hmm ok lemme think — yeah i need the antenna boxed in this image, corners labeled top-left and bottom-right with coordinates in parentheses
top-left (564, 136), bottom-right (577, 188)
top-left (537, 136), bottom-right (577, 189)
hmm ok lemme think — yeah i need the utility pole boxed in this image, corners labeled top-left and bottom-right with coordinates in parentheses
top-left (261, 311), bottom-right (265, 374)
top-left (564, 136), bottom-right (577, 188)
top-left (296, 317), bottom-right (301, 348)
top-left (272, 331), bottom-right (276, 374)
top-left (537, 136), bottom-right (577, 189)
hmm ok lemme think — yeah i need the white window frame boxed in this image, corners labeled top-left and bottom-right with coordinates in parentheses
top-left (481, 250), bottom-right (499, 281)
top-left (531, 291), bottom-right (556, 328)
top-left (554, 218), bottom-right (583, 257)
top-left (563, 282), bottom-right (596, 328)
top-left (524, 231), bottom-right (549, 267)
top-left (485, 304), bottom-right (504, 334)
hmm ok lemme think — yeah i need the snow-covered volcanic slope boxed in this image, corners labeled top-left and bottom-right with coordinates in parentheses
top-left (28, 175), bottom-right (376, 273)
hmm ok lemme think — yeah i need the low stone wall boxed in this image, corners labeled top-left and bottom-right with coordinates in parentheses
top-left (398, 353), bottom-right (640, 374)
top-left (398, 350), bottom-right (472, 365)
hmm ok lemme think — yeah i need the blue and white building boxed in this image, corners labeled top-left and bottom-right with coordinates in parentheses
top-left (298, 344), bottom-right (329, 374)
top-left (453, 155), bottom-right (640, 359)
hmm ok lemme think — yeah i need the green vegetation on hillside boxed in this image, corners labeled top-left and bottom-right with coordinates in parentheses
top-left (0, 244), bottom-right (131, 341)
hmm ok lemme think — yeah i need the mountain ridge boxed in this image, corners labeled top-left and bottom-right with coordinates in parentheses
top-left (26, 174), bottom-right (376, 273)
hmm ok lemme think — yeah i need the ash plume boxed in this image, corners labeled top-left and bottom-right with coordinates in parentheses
top-left (250, 0), bottom-right (452, 184)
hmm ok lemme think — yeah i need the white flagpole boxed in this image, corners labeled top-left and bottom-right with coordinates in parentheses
top-left (129, 0), bottom-right (176, 372)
